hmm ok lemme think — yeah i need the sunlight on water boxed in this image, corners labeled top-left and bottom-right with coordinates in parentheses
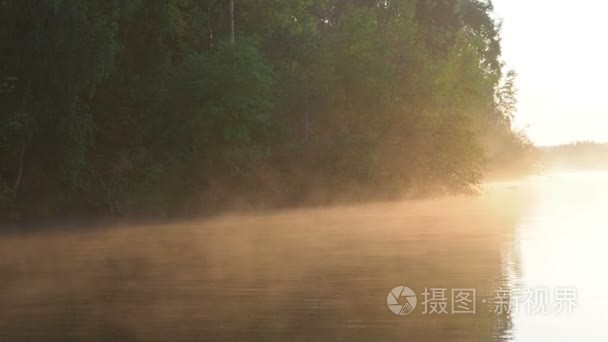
top-left (0, 171), bottom-right (606, 341)
top-left (509, 171), bottom-right (608, 341)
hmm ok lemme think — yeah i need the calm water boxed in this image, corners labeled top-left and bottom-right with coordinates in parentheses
top-left (1, 171), bottom-right (607, 341)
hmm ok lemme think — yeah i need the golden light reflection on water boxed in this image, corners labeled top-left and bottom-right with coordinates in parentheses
top-left (508, 171), bottom-right (608, 341)
top-left (0, 172), bottom-right (606, 341)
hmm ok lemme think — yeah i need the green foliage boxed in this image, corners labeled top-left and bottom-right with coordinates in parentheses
top-left (0, 0), bottom-right (530, 222)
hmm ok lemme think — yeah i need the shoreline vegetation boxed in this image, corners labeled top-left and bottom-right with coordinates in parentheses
top-left (2, 0), bottom-right (534, 225)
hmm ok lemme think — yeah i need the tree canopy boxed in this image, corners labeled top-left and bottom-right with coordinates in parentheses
top-left (0, 0), bottom-right (531, 222)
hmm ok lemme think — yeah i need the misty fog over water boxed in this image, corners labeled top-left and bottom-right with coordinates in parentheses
top-left (1, 172), bottom-right (606, 341)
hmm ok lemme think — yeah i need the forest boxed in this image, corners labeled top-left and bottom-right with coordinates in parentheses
top-left (0, 0), bottom-right (532, 223)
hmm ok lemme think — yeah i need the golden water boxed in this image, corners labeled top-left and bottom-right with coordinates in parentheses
top-left (1, 172), bottom-right (605, 341)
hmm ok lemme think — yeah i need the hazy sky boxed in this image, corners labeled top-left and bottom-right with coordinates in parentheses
top-left (493, 0), bottom-right (608, 146)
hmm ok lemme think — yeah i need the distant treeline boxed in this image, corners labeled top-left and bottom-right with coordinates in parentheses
top-left (541, 142), bottom-right (608, 171)
top-left (1, 0), bottom-right (531, 222)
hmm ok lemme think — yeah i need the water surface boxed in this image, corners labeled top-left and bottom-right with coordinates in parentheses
top-left (0, 172), bottom-right (605, 341)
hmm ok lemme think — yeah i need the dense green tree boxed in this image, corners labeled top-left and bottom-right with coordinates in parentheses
top-left (1, 0), bottom-right (532, 222)
top-left (0, 0), bottom-right (129, 218)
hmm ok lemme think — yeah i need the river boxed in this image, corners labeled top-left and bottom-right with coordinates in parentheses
top-left (0, 171), bottom-right (606, 341)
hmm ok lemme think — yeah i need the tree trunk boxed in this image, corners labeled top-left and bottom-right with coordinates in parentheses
top-left (229, 0), bottom-right (235, 44)
top-left (12, 143), bottom-right (26, 200)
top-left (304, 96), bottom-right (310, 143)
top-left (208, 1), bottom-right (214, 49)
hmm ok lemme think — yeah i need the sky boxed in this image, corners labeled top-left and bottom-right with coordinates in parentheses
top-left (492, 0), bottom-right (608, 146)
